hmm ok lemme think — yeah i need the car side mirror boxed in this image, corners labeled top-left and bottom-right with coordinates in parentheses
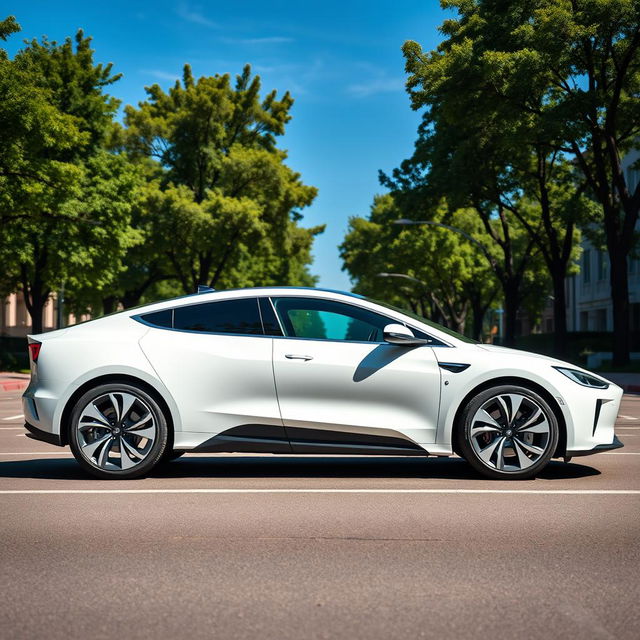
top-left (383, 323), bottom-right (431, 346)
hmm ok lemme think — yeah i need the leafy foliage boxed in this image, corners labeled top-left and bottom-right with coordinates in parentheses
top-left (121, 65), bottom-right (322, 300)
top-left (341, 194), bottom-right (500, 338)
top-left (400, 0), bottom-right (640, 360)
top-left (0, 19), bottom-right (322, 331)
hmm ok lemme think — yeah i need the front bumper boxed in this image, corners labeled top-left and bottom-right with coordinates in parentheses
top-left (24, 421), bottom-right (63, 447)
top-left (567, 435), bottom-right (624, 457)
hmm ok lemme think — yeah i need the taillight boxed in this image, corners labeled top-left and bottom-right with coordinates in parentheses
top-left (28, 342), bottom-right (42, 364)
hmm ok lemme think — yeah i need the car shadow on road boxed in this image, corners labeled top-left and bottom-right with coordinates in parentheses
top-left (0, 456), bottom-right (601, 481)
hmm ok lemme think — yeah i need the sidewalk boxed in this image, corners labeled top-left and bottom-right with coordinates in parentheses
top-left (0, 372), bottom-right (30, 393)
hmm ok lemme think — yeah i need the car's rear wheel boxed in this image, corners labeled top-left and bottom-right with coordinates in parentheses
top-left (457, 385), bottom-right (558, 480)
top-left (69, 382), bottom-right (168, 480)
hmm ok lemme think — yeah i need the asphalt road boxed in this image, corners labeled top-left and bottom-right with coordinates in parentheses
top-left (1, 390), bottom-right (639, 640)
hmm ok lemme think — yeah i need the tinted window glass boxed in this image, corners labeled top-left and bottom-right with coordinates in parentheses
top-left (272, 297), bottom-right (390, 342)
top-left (140, 309), bottom-right (173, 328)
top-left (258, 297), bottom-right (283, 336)
top-left (173, 299), bottom-right (262, 335)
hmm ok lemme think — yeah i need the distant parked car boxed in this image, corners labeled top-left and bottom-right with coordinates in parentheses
top-left (23, 287), bottom-right (623, 480)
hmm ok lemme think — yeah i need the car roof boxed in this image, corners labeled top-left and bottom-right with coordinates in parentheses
top-left (118, 286), bottom-right (461, 346)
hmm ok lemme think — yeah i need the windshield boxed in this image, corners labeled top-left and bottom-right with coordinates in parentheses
top-left (365, 296), bottom-right (479, 344)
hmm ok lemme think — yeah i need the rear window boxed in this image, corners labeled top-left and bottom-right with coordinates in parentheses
top-left (140, 309), bottom-right (172, 328)
top-left (173, 299), bottom-right (263, 335)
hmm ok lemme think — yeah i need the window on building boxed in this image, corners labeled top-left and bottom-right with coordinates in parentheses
top-left (173, 298), bottom-right (263, 335)
top-left (580, 311), bottom-right (589, 331)
top-left (582, 250), bottom-right (591, 284)
top-left (597, 252), bottom-right (608, 281)
top-left (595, 308), bottom-right (607, 331)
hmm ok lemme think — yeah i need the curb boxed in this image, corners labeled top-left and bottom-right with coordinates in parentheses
top-left (0, 379), bottom-right (28, 392)
top-left (0, 373), bottom-right (29, 393)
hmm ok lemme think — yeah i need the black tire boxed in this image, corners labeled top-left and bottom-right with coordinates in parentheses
top-left (456, 384), bottom-right (559, 480)
top-left (69, 382), bottom-right (169, 480)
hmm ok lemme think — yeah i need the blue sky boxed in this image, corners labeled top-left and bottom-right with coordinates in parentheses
top-left (5, 1), bottom-right (448, 290)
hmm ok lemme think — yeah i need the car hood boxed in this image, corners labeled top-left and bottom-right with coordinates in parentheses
top-left (474, 343), bottom-right (614, 385)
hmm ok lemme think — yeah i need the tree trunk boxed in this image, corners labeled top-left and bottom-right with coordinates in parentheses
top-left (610, 247), bottom-right (630, 367)
top-left (102, 295), bottom-right (117, 315)
top-left (503, 281), bottom-right (519, 347)
top-left (28, 290), bottom-right (48, 334)
top-left (471, 298), bottom-right (486, 342)
top-left (121, 290), bottom-right (143, 310)
top-left (551, 267), bottom-right (568, 359)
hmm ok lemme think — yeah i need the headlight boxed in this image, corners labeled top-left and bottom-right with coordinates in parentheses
top-left (552, 366), bottom-right (609, 389)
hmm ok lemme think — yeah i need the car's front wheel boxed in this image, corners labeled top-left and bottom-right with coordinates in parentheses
top-left (69, 382), bottom-right (168, 480)
top-left (457, 385), bottom-right (559, 480)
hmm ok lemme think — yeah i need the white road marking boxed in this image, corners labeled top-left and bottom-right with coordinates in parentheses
top-left (0, 452), bottom-right (73, 455)
top-left (2, 415), bottom-right (23, 421)
top-left (0, 427), bottom-right (25, 430)
top-left (619, 415), bottom-right (639, 420)
top-left (0, 489), bottom-right (639, 495)
top-left (0, 451), bottom-right (638, 456)
top-left (601, 452), bottom-right (640, 455)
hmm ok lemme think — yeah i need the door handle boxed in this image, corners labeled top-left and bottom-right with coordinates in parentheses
top-left (285, 354), bottom-right (314, 361)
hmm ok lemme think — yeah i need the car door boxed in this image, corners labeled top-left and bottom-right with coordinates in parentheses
top-left (138, 297), bottom-right (287, 447)
top-left (266, 296), bottom-right (442, 451)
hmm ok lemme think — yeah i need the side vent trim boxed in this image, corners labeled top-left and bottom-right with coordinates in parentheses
top-left (438, 362), bottom-right (470, 373)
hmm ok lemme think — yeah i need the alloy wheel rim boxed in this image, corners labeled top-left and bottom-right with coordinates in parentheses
top-left (469, 393), bottom-right (551, 473)
top-left (76, 392), bottom-right (157, 471)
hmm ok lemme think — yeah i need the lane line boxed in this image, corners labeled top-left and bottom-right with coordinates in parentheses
top-left (0, 427), bottom-right (25, 430)
top-left (0, 452), bottom-right (73, 455)
top-left (0, 489), bottom-right (639, 495)
top-left (2, 415), bottom-right (23, 421)
top-left (601, 452), bottom-right (640, 455)
top-left (0, 451), bottom-right (639, 457)
top-left (619, 415), bottom-right (639, 421)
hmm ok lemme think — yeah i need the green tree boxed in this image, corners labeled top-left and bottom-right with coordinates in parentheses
top-left (404, 0), bottom-right (640, 364)
top-left (122, 64), bottom-right (321, 298)
top-left (340, 194), bottom-right (500, 338)
top-left (399, 8), bottom-right (592, 354)
top-left (1, 29), bottom-right (138, 332)
top-left (0, 15), bottom-right (19, 43)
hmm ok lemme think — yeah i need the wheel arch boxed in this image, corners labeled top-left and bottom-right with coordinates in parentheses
top-left (451, 376), bottom-right (567, 458)
top-left (59, 374), bottom-right (175, 447)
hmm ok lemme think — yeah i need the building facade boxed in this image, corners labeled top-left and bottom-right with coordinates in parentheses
top-left (0, 292), bottom-right (88, 337)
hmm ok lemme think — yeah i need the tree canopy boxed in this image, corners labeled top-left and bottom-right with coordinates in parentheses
top-left (0, 18), bottom-right (322, 330)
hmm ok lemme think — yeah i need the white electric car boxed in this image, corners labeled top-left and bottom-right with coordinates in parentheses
top-left (22, 287), bottom-right (623, 480)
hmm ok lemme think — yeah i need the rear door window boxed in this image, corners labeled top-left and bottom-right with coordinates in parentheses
top-left (169, 298), bottom-right (263, 335)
